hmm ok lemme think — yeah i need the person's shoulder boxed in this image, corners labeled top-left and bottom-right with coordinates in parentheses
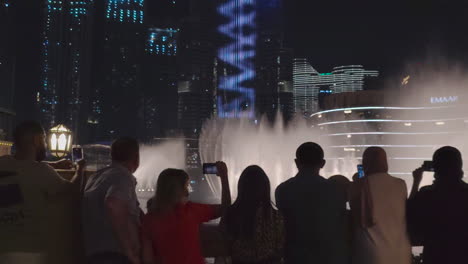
top-left (386, 173), bottom-right (407, 185)
top-left (458, 181), bottom-right (468, 193)
top-left (104, 165), bottom-right (132, 181)
top-left (36, 161), bottom-right (61, 176)
top-left (277, 177), bottom-right (296, 190)
top-left (394, 176), bottom-right (407, 187)
top-left (417, 185), bottom-right (435, 195)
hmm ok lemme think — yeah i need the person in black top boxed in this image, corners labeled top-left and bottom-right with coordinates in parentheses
top-left (275, 142), bottom-right (349, 264)
top-left (408, 146), bottom-right (468, 264)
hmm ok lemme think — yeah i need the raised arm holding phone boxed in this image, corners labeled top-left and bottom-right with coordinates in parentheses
top-left (407, 146), bottom-right (468, 264)
top-left (141, 161), bottom-right (231, 264)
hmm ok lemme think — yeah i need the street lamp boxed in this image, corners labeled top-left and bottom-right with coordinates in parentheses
top-left (49, 124), bottom-right (72, 158)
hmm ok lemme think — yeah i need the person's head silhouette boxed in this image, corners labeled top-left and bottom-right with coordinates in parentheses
top-left (295, 142), bottom-right (325, 173)
top-left (13, 121), bottom-right (47, 162)
top-left (433, 146), bottom-right (463, 182)
top-left (362, 147), bottom-right (388, 176)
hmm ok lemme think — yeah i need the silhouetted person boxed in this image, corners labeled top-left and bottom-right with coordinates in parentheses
top-left (221, 165), bottom-right (285, 264)
top-left (329, 175), bottom-right (351, 204)
top-left (82, 137), bottom-right (141, 264)
top-left (349, 147), bottom-right (411, 264)
top-left (0, 121), bottom-right (85, 264)
top-left (408, 146), bottom-right (468, 264)
top-left (275, 142), bottom-right (349, 264)
top-left (141, 162), bottom-right (231, 264)
top-left (329, 175), bottom-right (352, 247)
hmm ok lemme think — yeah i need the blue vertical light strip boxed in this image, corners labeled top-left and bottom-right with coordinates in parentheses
top-left (217, 0), bottom-right (256, 118)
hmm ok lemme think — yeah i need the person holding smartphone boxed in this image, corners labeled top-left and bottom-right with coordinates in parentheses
top-left (349, 147), bottom-right (411, 264)
top-left (407, 146), bottom-right (468, 264)
top-left (141, 162), bottom-right (231, 264)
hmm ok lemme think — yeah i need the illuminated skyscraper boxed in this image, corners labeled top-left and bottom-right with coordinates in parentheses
top-left (293, 58), bottom-right (319, 115)
top-left (92, 0), bottom-right (145, 140)
top-left (146, 28), bottom-right (178, 56)
top-left (38, 0), bottom-right (94, 141)
top-left (311, 65), bottom-right (379, 94)
top-left (293, 60), bottom-right (379, 114)
top-left (105, 0), bottom-right (143, 23)
top-left (177, 1), bottom-right (217, 136)
top-left (217, 0), bottom-right (256, 118)
top-left (141, 27), bottom-right (179, 139)
top-left (217, 0), bottom-right (292, 121)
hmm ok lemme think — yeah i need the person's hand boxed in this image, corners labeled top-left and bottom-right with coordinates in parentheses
top-left (53, 159), bottom-right (73, 169)
top-left (412, 167), bottom-right (424, 186)
top-left (216, 161), bottom-right (228, 179)
top-left (76, 159), bottom-right (86, 172)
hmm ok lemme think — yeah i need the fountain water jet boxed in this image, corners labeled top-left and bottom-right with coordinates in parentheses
top-left (199, 114), bottom-right (336, 200)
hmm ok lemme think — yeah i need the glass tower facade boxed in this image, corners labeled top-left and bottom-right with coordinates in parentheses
top-left (293, 60), bottom-right (379, 115)
top-left (38, 0), bottom-right (94, 141)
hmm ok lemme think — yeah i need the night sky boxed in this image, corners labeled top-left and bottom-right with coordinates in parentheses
top-left (283, 0), bottom-right (468, 78)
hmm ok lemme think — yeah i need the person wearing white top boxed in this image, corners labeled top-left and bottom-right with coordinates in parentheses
top-left (349, 147), bottom-right (411, 264)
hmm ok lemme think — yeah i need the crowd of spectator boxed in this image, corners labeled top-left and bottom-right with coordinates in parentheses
top-left (1, 121), bottom-right (468, 264)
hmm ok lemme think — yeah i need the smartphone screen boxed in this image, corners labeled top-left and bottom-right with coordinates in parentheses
top-left (202, 163), bottom-right (217, 174)
top-left (72, 147), bottom-right (83, 163)
top-left (357, 164), bottom-right (365, 178)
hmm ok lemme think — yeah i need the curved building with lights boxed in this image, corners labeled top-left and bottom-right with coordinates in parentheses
top-left (311, 90), bottom-right (468, 185)
top-left (293, 60), bottom-right (379, 115)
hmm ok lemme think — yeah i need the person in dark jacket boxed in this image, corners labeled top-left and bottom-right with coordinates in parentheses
top-left (408, 146), bottom-right (468, 264)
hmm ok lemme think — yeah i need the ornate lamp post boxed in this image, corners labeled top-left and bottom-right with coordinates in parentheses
top-left (49, 124), bottom-right (72, 159)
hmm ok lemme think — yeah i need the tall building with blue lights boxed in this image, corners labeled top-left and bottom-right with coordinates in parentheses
top-left (217, 0), bottom-right (256, 118)
top-left (38, 0), bottom-right (94, 142)
top-left (216, 0), bottom-right (293, 121)
top-left (91, 0), bottom-right (146, 140)
top-left (177, 1), bottom-right (217, 136)
top-left (141, 27), bottom-right (179, 139)
top-left (105, 0), bottom-right (143, 24)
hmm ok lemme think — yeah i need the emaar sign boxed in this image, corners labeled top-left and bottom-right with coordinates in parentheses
top-left (430, 96), bottom-right (459, 104)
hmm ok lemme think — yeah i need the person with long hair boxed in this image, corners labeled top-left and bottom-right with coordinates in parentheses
top-left (221, 165), bottom-right (284, 264)
top-left (141, 162), bottom-right (231, 264)
top-left (349, 147), bottom-right (411, 264)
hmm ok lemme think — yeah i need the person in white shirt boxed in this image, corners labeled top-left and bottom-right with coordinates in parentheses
top-left (0, 121), bottom-right (85, 264)
top-left (349, 147), bottom-right (411, 264)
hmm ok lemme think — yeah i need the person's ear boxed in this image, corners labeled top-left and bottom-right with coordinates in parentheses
top-left (321, 159), bottom-right (326, 168)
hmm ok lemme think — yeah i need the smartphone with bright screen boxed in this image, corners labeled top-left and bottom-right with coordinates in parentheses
top-left (202, 163), bottom-right (217, 174)
top-left (72, 147), bottom-right (83, 163)
top-left (357, 164), bottom-right (365, 178)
